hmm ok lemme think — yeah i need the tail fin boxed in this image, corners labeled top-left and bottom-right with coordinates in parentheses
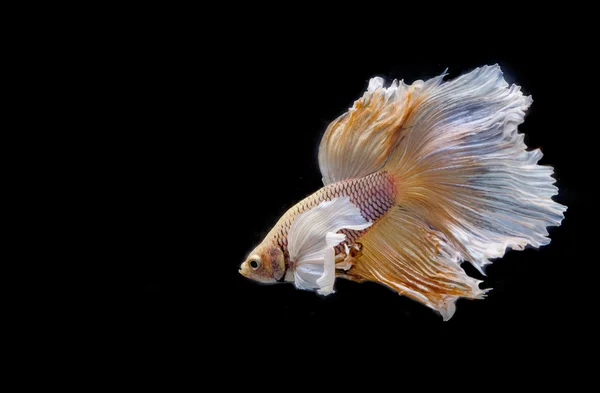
top-left (383, 65), bottom-right (566, 270)
top-left (321, 65), bottom-right (566, 319)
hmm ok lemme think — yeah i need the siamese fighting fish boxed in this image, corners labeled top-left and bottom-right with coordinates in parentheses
top-left (239, 65), bottom-right (566, 320)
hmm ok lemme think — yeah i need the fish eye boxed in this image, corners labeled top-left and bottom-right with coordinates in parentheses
top-left (249, 259), bottom-right (260, 270)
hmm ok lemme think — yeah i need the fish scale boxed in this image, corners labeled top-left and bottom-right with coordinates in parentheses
top-left (266, 171), bottom-right (397, 265)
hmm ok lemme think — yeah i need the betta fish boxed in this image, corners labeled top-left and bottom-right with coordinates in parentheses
top-left (239, 65), bottom-right (566, 320)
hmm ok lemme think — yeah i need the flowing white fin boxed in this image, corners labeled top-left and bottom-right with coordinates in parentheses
top-left (288, 197), bottom-right (372, 295)
top-left (384, 65), bottom-right (566, 270)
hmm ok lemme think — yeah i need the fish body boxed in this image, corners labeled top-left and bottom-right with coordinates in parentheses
top-left (248, 171), bottom-right (396, 280)
top-left (239, 65), bottom-right (566, 320)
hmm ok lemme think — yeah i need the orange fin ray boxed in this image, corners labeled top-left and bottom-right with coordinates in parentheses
top-left (345, 207), bottom-right (488, 320)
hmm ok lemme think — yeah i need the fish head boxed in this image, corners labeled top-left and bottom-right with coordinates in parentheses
top-left (239, 244), bottom-right (286, 283)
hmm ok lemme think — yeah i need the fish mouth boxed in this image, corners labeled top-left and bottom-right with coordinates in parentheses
top-left (239, 268), bottom-right (248, 278)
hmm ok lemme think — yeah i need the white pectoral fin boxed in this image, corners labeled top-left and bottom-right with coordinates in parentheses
top-left (294, 264), bottom-right (324, 292)
top-left (288, 197), bottom-right (372, 295)
top-left (294, 233), bottom-right (343, 295)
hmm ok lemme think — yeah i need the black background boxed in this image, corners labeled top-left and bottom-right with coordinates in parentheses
top-left (96, 28), bottom-right (592, 369)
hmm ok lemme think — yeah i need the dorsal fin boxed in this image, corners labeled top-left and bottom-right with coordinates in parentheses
top-left (318, 74), bottom-right (444, 185)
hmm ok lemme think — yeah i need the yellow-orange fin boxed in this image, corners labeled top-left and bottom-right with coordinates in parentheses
top-left (346, 207), bottom-right (489, 320)
top-left (318, 76), bottom-right (442, 185)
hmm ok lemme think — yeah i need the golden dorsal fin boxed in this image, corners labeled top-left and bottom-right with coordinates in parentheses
top-left (318, 75), bottom-right (444, 185)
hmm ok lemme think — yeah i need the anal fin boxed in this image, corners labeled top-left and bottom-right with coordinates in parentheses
top-left (343, 207), bottom-right (488, 320)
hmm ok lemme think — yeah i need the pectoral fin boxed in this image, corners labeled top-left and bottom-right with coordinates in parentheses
top-left (288, 197), bottom-right (372, 295)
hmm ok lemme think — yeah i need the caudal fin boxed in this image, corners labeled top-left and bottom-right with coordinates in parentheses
top-left (383, 65), bottom-right (566, 270)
